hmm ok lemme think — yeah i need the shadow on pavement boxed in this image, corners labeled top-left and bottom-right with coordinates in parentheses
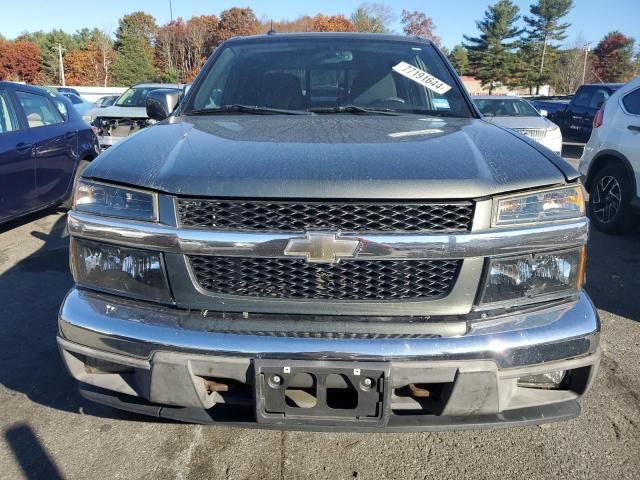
top-left (4, 423), bottom-right (64, 480)
top-left (585, 225), bottom-right (640, 323)
top-left (0, 212), bottom-right (166, 423)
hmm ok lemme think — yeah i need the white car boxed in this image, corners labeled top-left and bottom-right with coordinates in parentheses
top-left (473, 95), bottom-right (563, 155)
top-left (579, 77), bottom-right (640, 234)
top-left (85, 82), bottom-right (184, 149)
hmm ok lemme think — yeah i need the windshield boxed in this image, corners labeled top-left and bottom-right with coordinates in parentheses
top-left (115, 87), bottom-right (177, 108)
top-left (474, 98), bottom-right (540, 117)
top-left (188, 38), bottom-right (473, 117)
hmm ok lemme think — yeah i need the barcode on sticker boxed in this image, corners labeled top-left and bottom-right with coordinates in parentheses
top-left (392, 62), bottom-right (451, 95)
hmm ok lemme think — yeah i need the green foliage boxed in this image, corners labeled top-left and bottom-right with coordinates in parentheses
top-left (522, 0), bottom-right (573, 93)
top-left (112, 12), bottom-right (157, 86)
top-left (463, 0), bottom-right (523, 93)
top-left (17, 29), bottom-right (79, 83)
top-left (350, 3), bottom-right (394, 33)
top-left (448, 45), bottom-right (469, 75)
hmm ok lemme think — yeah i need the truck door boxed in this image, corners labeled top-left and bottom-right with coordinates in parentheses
top-left (565, 86), bottom-right (594, 142)
top-left (14, 90), bottom-right (77, 206)
top-left (0, 87), bottom-right (36, 222)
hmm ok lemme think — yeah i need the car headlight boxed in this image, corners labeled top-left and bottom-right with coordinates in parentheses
top-left (74, 180), bottom-right (157, 221)
top-left (546, 125), bottom-right (561, 138)
top-left (70, 239), bottom-right (172, 302)
top-left (83, 114), bottom-right (92, 122)
top-left (479, 247), bottom-right (585, 306)
top-left (493, 185), bottom-right (584, 226)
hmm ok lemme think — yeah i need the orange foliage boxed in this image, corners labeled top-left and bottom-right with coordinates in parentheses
top-left (0, 40), bottom-right (40, 83)
top-left (311, 15), bottom-right (357, 32)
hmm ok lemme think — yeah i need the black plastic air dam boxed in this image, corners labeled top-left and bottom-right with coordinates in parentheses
top-left (79, 384), bottom-right (580, 432)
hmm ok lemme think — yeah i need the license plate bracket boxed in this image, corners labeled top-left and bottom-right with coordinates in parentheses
top-left (254, 360), bottom-right (390, 427)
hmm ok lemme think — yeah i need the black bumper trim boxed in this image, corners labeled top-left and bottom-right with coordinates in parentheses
top-left (79, 383), bottom-right (580, 432)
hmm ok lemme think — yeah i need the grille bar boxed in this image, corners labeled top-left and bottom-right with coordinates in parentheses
top-left (513, 128), bottom-right (547, 141)
top-left (177, 199), bottom-right (474, 232)
top-left (189, 256), bottom-right (461, 301)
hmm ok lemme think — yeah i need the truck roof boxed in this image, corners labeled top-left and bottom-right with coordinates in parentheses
top-left (223, 32), bottom-right (433, 45)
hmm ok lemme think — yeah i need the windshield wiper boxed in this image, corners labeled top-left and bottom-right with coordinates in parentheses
top-left (308, 105), bottom-right (401, 116)
top-left (187, 104), bottom-right (312, 115)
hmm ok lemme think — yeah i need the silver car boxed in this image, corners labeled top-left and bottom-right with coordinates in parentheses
top-left (474, 95), bottom-right (563, 155)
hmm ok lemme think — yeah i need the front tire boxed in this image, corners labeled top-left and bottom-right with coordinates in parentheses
top-left (588, 164), bottom-right (635, 234)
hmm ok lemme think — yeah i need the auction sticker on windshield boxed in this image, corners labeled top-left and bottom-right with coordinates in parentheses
top-left (392, 62), bottom-right (452, 95)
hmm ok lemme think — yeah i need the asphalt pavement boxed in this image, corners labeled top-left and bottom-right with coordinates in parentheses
top-left (0, 150), bottom-right (639, 479)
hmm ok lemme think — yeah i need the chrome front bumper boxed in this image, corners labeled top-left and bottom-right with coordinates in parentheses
top-left (58, 288), bottom-right (600, 430)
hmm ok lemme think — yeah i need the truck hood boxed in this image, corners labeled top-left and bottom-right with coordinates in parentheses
top-left (483, 116), bottom-right (557, 131)
top-left (84, 115), bottom-right (574, 199)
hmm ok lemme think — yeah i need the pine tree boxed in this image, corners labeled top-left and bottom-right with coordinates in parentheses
top-left (463, 0), bottom-right (523, 94)
top-left (523, 0), bottom-right (573, 94)
top-left (448, 45), bottom-right (469, 75)
top-left (112, 12), bottom-right (157, 86)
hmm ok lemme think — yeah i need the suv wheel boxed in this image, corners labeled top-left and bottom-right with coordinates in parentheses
top-left (588, 164), bottom-right (634, 234)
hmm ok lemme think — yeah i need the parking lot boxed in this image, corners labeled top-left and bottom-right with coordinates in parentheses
top-left (0, 149), bottom-right (638, 480)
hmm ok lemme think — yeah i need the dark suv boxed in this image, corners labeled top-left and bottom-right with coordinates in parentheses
top-left (59, 33), bottom-right (599, 431)
top-left (0, 82), bottom-right (98, 224)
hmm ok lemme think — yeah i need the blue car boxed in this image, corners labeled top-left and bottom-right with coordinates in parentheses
top-left (0, 82), bottom-right (99, 224)
top-left (59, 92), bottom-right (94, 117)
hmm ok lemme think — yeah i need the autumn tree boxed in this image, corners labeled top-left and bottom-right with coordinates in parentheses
top-left (112, 12), bottom-right (158, 86)
top-left (17, 29), bottom-right (78, 84)
top-left (448, 45), bottom-right (470, 75)
top-left (311, 15), bottom-right (357, 32)
top-left (64, 49), bottom-right (100, 85)
top-left (155, 15), bottom-right (218, 83)
top-left (463, 0), bottom-right (523, 94)
top-left (350, 3), bottom-right (394, 33)
top-left (549, 36), bottom-right (594, 94)
top-left (257, 16), bottom-right (315, 34)
top-left (400, 10), bottom-right (441, 46)
top-left (0, 40), bottom-right (40, 83)
top-left (216, 8), bottom-right (258, 44)
top-left (592, 31), bottom-right (636, 82)
top-left (523, 0), bottom-right (573, 93)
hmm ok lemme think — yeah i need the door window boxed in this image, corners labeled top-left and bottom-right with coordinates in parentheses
top-left (0, 89), bottom-right (19, 134)
top-left (15, 91), bottom-right (64, 128)
top-left (572, 87), bottom-right (594, 108)
top-left (622, 88), bottom-right (640, 115)
top-left (589, 88), bottom-right (610, 109)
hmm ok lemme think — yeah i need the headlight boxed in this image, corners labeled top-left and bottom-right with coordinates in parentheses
top-left (74, 180), bottom-right (157, 221)
top-left (479, 247), bottom-right (585, 306)
top-left (83, 115), bottom-right (92, 122)
top-left (71, 239), bottom-right (172, 302)
top-left (546, 125), bottom-right (561, 137)
top-left (493, 185), bottom-right (584, 226)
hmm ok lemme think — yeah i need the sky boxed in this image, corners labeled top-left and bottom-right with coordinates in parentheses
top-left (1, 0), bottom-right (638, 50)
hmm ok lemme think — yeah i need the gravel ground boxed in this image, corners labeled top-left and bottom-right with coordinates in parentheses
top-left (1, 165), bottom-right (639, 479)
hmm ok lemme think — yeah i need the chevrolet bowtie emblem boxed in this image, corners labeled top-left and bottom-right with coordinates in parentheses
top-left (284, 233), bottom-right (361, 264)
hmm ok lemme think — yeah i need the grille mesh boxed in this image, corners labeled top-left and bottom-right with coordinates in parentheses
top-left (189, 256), bottom-right (461, 301)
top-left (513, 128), bottom-right (547, 141)
top-left (177, 199), bottom-right (474, 232)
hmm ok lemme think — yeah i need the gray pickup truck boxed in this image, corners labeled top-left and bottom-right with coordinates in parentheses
top-left (59, 33), bottom-right (599, 431)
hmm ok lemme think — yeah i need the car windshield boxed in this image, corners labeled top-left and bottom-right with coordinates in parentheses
top-left (474, 98), bottom-right (540, 117)
top-left (115, 87), bottom-right (175, 108)
top-left (63, 93), bottom-right (83, 105)
top-left (187, 38), bottom-right (473, 117)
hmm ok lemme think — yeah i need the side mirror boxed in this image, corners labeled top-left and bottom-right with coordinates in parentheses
top-left (146, 89), bottom-right (181, 121)
top-left (539, 109), bottom-right (548, 117)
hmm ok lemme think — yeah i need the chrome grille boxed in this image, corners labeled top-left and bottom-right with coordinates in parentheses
top-left (189, 256), bottom-right (462, 301)
top-left (176, 199), bottom-right (474, 232)
top-left (513, 128), bottom-right (547, 141)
